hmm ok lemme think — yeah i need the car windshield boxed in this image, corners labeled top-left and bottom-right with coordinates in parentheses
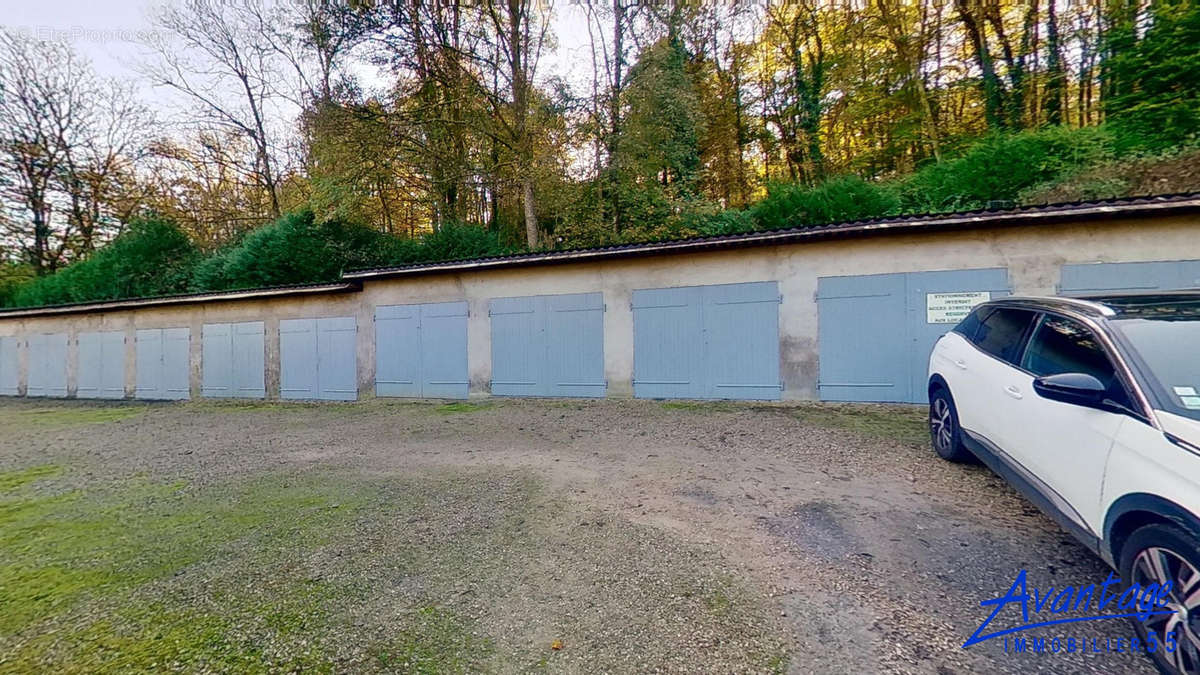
top-left (1113, 316), bottom-right (1200, 422)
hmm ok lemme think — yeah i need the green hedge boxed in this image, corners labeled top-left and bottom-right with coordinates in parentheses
top-left (6, 219), bottom-right (198, 307)
top-left (188, 211), bottom-right (409, 292)
top-left (395, 221), bottom-right (514, 264)
top-left (750, 175), bottom-right (900, 231)
top-left (2, 213), bottom-right (517, 309)
top-left (0, 262), bottom-right (35, 307)
top-left (895, 126), bottom-right (1114, 212)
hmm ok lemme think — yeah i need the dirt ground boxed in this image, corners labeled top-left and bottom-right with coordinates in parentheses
top-left (0, 397), bottom-right (1156, 674)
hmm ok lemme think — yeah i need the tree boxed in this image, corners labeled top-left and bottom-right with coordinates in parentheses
top-left (59, 80), bottom-right (155, 255)
top-left (618, 39), bottom-right (701, 201)
top-left (144, 0), bottom-right (295, 219)
top-left (1104, 0), bottom-right (1200, 148)
top-left (301, 99), bottom-right (432, 236)
top-left (874, 0), bottom-right (942, 159)
top-left (269, 0), bottom-right (372, 104)
top-left (135, 131), bottom-right (284, 246)
top-left (0, 30), bottom-right (151, 274)
top-left (6, 218), bottom-right (198, 307)
top-left (479, 0), bottom-right (554, 249)
top-left (954, 0), bottom-right (1008, 130)
top-left (760, 0), bottom-right (828, 183)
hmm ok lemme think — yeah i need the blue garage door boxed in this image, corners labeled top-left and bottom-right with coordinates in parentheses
top-left (376, 301), bottom-right (469, 399)
top-left (280, 317), bottom-right (358, 401)
top-left (1060, 260), bottom-right (1200, 294)
top-left (137, 328), bottom-right (190, 400)
top-left (77, 331), bottom-right (126, 399)
top-left (490, 293), bottom-right (605, 397)
top-left (27, 333), bottom-right (67, 398)
top-left (202, 321), bottom-right (266, 399)
top-left (633, 281), bottom-right (781, 400)
top-left (818, 269), bottom-right (1010, 403)
top-left (0, 336), bottom-right (18, 396)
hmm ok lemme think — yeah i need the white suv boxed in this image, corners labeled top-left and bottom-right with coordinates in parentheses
top-left (927, 292), bottom-right (1200, 674)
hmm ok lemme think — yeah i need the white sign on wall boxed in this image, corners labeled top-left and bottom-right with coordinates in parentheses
top-left (926, 292), bottom-right (991, 324)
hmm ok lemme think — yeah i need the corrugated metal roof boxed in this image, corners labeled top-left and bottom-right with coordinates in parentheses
top-left (344, 192), bottom-right (1200, 280)
top-left (0, 281), bottom-right (361, 319)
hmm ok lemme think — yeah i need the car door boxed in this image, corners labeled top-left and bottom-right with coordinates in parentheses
top-left (930, 307), bottom-right (987, 426)
top-left (1002, 313), bottom-right (1133, 535)
top-left (957, 307), bottom-right (1039, 450)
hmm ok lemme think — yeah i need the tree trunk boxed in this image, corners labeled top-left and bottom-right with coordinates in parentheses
top-left (987, 2), bottom-right (1026, 127)
top-left (1043, 0), bottom-right (1066, 125)
top-left (875, 0), bottom-right (941, 160)
top-left (522, 178), bottom-right (538, 249)
top-left (507, 0), bottom-right (538, 249)
top-left (954, 0), bottom-right (1006, 129)
top-left (33, 200), bottom-right (52, 274)
top-left (608, 0), bottom-right (625, 234)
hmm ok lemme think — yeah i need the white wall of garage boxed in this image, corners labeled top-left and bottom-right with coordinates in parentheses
top-left (0, 208), bottom-right (1198, 402)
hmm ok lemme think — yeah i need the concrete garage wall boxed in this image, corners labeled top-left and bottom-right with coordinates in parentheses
top-left (1, 207), bottom-right (1199, 402)
top-left (358, 213), bottom-right (1200, 399)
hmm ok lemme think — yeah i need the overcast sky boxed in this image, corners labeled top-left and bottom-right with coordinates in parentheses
top-left (3, 1), bottom-right (155, 82)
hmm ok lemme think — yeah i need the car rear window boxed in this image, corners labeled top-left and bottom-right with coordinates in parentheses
top-left (972, 308), bottom-right (1036, 365)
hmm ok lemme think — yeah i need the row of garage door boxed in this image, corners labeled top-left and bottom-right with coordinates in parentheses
top-left (1, 260), bottom-right (1196, 403)
top-left (0, 281), bottom-right (786, 401)
top-left (0, 321), bottom-right (350, 402)
top-left (0, 329), bottom-right (194, 400)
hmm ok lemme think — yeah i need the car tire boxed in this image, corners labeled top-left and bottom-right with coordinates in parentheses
top-left (1120, 523), bottom-right (1200, 675)
top-left (929, 386), bottom-right (973, 463)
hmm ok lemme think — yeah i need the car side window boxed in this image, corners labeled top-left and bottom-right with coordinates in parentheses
top-left (972, 308), bottom-right (1036, 365)
top-left (1021, 315), bottom-right (1133, 408)
top-left (953, 307), bottom-right (989, 341)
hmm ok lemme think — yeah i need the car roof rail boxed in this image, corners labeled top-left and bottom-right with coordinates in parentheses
top-left (1048, 296), bottom-right (1118, 317)
top-left (995, 295), bottom-right (1117, 317)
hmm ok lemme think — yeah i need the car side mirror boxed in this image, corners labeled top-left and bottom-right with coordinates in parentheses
top-left (1032, 372), bottom-right (1107, 408)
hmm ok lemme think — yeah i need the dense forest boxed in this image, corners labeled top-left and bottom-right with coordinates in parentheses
top-left (1, 0), bottom-right (1198, 307)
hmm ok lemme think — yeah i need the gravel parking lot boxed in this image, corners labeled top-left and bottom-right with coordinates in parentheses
top-left (0, 398), bottom-right (1154, 674)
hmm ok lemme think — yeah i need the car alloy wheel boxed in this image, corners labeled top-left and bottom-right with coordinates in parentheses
top-left (1131, 546), bottom-right (1200, 674)
top-left (930, 396), bottom-right (954, 454)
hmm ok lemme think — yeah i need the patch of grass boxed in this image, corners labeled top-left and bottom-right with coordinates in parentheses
top-left (0, 406), bottom-right (143, 429)
top-left (12, 599), bottom-right (334, 674)
top-left (187, 399), bottom-right (286, 413)
top-left (787, 403), bottom-right (929, 447)
top-left (764, 651), bottom-right (791, 674)
top-left (188, 399), bottom-right (343, 414)
top-left (0, 463), bottom-right (61, 490)
top-left (0, 465), bottom-right (532, 672)
top-left (434, 401), bottom-right (490, 414)
top-left (660, 400), bottom-right (742, 413)
top-left (0, 467), bottom-right (371, 640)
top-left (369, 606), bottom-right (492, 673)
top-left (704, 587), bottom-right (733, 616)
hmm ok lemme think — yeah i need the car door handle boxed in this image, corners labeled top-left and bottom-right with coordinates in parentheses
top-left (954, 360), bottom-right (968, 370)
top-left (1004, 385), bottom-right (1023, 400)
